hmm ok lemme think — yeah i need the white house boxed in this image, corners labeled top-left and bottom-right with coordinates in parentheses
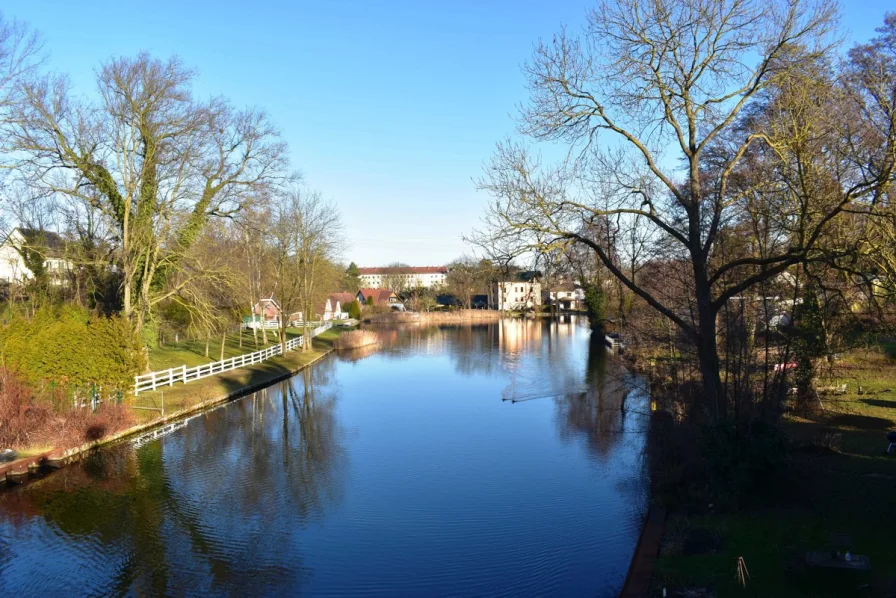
top-left (488, 272), bottom-right (542, 311)
top-left (0, 228), bottom-right (70, 284)
top-left (322, 292), bottom-right (354, 320)
top-left (543, 282), bottom-right (586, 311)
top-left (357, 266), bottom-right (448, 289)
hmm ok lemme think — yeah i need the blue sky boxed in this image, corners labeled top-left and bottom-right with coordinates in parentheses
top-left (3, 1), bottom-right (892, 266)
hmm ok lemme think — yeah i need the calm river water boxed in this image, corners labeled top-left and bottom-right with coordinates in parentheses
top-left (0, 318), bottom-right (649, 597)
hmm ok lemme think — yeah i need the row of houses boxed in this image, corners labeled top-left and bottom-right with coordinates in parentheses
top-left (245, 288), bottom-right (405, 329)
top-left (488, 272), bottom-right (588, 312)
top-left (0, 231), bottom-right (580, 316)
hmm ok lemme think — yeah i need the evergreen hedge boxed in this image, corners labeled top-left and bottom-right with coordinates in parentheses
top-left (0, 305), bottom-right (143, 396)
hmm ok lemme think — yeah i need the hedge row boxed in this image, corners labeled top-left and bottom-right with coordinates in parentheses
top-left (0, 305), bottom-right (143, 396)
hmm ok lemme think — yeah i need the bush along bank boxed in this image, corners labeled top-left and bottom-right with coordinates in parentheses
top-left (0, 306), bottom-right (142, 457)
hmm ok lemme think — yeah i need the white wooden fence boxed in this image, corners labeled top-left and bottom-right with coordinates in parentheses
top-left (134, 323), bottom-right (332, 395)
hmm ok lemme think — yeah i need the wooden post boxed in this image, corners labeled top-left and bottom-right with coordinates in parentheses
top-left (183, 364), bottom-right (187, 384)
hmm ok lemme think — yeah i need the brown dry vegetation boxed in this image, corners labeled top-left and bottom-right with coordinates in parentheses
top-left (333, 329), bottom-right (380, 350)
top-left (0, 368), bottom-right (132, 451)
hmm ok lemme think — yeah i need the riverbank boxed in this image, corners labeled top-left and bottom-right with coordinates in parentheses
top-left (1, 327), bottom-right (347, 487)
top-left (648, 343), bottom-right (896, 596)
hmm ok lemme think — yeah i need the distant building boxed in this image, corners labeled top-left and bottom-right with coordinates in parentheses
top-left (247, 296), bottom-right (306, 328)
top-left (544, 282), bottom-right (586, 311)
top-left (253, 296), bottom-right (281, 320)
top-left (321, 292), bottom-right (355, 320)
top-left (357, 266), bottom-right (448, 289)
top-left (488, 272), bottom-right (542, 311)
top-left (357, 288), bottom-right (405, 310)
top-left (0, 227), bottom-right (70, 284)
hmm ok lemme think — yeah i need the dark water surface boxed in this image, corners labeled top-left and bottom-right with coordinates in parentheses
top-left (0, 318), bottom-right (649, 597)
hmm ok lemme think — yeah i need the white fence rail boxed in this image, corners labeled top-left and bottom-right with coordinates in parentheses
top-left (135, 323), bottom-right (332, 395)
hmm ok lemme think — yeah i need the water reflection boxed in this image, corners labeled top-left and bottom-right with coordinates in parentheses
top-left (556, 334), bottom-right (644, 460)
top-left (1, 319), bottom-right (648, 597)
top-left (0, 360), bottom-right (345, 596)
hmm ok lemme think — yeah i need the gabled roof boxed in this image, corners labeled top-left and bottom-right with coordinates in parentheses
top-left (254, 296), bottom-right (281, 310)
top-left (357, 288), bottom-right (400, 304)
top-left (17, 227), bottom-right (65, 249)
top-left (320, 293), bottom-right (354, 314)
top-left (495, 270), bottom-right (541, 283)
top-left (4, 227), bottom-right (67, 255)
top-left (553, 281), bottom-right (581, 292)
top-left (329, 292), bottom-right (356, 305)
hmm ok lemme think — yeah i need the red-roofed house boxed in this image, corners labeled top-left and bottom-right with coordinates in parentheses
top-left (253, 296), bottom-right (281, 320)
top-left (357, 288), bottom-right (404, 310)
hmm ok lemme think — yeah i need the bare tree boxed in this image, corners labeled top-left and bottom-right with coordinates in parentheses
top-left (380, 262), bottom-right (412, 293)
top-left (9, 53), bottom-right (288, 352)
top-left (270, 186), bottom-right (344, 353)
top-left (232, 204), bottom-right (274, 347)
top-left (446, 255), bottom-right (486, 309)
top-left (0, 11), bottom-right (40, 143)
top-left (471, 0), bottom-right (894, 422)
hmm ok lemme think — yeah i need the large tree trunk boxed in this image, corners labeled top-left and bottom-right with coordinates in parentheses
top-left (123, 280), bottom-right (132, 321)
top-left (248, 302), bottom-right (258, 347)
top-left (262, 302), bottom-right (269, 344)
top-left (694, 277), bottom-right (725, 422)
top-left (133, 306), bottom-right (150, 373)
top-left (302, 301), bottom-right (311, 352)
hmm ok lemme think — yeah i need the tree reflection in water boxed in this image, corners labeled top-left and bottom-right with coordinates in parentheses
top-left (555, 333), bottom-right (634, 460)
top-left (0, 358), bottom-right (346, 595)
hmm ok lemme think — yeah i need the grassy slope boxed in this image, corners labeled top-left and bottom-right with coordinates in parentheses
top-left (148, 328), bottom-right (305, 370)
top-left (654, 344), bottom-right (896, 597)
top-left (133, 327), bottom-right (346, 422)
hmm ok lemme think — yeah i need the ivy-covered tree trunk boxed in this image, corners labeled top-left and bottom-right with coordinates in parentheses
top-left (583, 283), bottom-right (606, 331)
top-left (792, 282), bottom-right (826, 407)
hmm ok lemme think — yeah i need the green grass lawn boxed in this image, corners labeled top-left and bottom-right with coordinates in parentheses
top-left (133, 326), bottom-right (349, 422)
top-left (653, 343), bottom-right (896, 597)
top-left (148, 327), bottom-right (308, 370)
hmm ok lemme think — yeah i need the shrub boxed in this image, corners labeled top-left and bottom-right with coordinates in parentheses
top-left (0, 366), bottom-right (48, 448)
top-left (0, 305), bottom-right (143, 397)
top-left (584, 284), bottom-right (607, 323)
top-left (345, 300), bottom-right (362, 320)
